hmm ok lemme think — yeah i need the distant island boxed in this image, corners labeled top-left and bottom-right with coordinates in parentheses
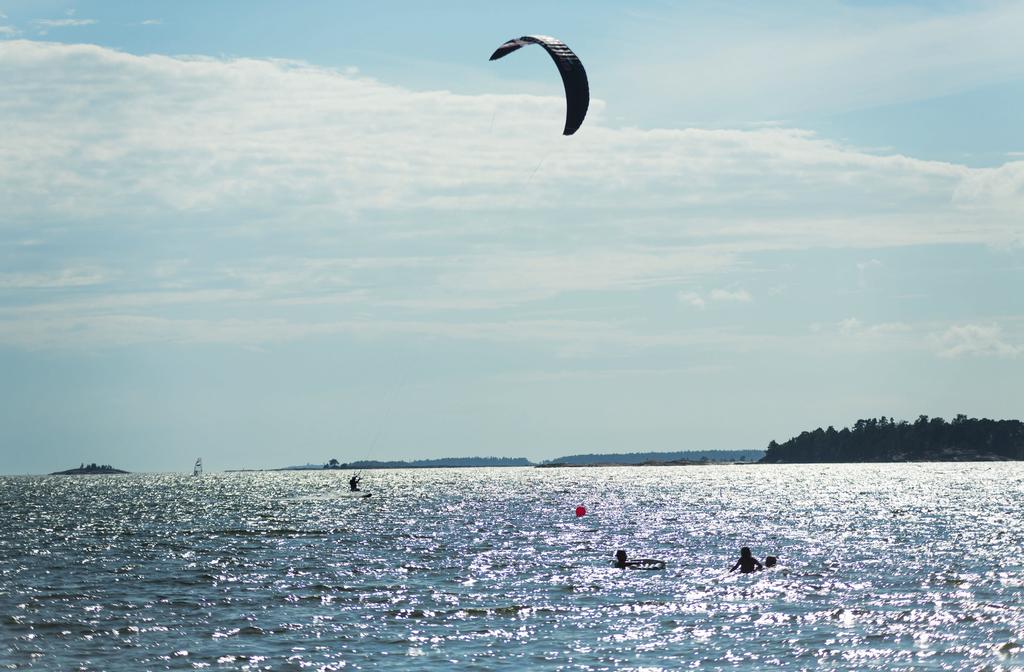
top-left (279, 451), bottom-right (763, 470)
top-left (50, 462), bottom-right (129, 475)
top-left (539, 449), bottom-right (764, 467)
top-left (761, 415), bottom-right (1024, 463)
top-left (290, 456), bottom-right (534, 470)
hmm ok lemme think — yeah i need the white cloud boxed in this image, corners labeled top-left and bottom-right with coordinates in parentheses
top-left (0, 25), bottom-right (18, 36)
top-left (709, 288), bottom-right (752, 303)
top-left (807, 318), bottom-right (918, 354)
top-left (141, 19), bottom-right (162, 26)
top-left (811, 315), bottom-right (1024, 362)
top-left (932, 323), bottom-right (1023, 358)
top-left (0, 267), bottom-right (110, 289)
top-left (807, 318), bottom-right (1024, 360)
top-left (32, 18), bottom-right (97, 28)
top-left (678, 291), bottom-right (705, 309)
top-left (954, 161), bottom-right (1024, 213)
top-left (0, 310), bottom-right (766, 354)
top-left (679, 287), bottom-right (752, 307)
top-left (835, 318), bottom-right (911, 337)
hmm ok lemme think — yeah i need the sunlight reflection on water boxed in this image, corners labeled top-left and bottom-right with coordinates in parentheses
top-left (2, 464), bottom-right (1023, 670)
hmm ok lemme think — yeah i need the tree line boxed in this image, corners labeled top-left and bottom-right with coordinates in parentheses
top-left (760, 415), bottom-right (1024, 463)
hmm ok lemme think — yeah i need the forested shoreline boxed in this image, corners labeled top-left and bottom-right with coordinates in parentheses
top-left (760, 415), bottom-right (1024, 463)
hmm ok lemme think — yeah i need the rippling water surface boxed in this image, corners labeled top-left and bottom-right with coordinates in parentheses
top-left (2, 464), bottom-right (1024, 670)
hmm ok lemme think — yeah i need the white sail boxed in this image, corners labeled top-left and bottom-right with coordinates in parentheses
top-left (193, 458), bottom-right (203, 477)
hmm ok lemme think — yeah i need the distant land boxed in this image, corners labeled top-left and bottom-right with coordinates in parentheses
top-left (277, 451), bottom-right (761, 471)
top-left (286, 457), bottom-right (533, 470)
top-left (50, 463), bottom-right (129, 475)
top-left (761, 415), bottom-right (1024, 463)
top-left (540, 450), bottom-right (764, 466)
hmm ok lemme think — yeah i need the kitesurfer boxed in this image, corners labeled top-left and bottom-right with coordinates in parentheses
top-left (348, 474), bottom-right (362, 492)
top-left (730, 547), bottom-right (764, 574)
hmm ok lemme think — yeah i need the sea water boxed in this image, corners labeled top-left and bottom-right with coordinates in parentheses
top-left (1, 464), bottom-right (1023, 670)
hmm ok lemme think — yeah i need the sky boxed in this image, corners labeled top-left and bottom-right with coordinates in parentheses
top-left (1, 1), bottom-right (1023, 474)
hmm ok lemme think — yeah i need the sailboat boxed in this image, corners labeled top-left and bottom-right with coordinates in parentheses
top-left (192, 458), bottom-right (203, 477)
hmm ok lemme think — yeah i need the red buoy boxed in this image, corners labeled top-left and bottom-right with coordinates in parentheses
top-left (575, 505), bottom-right (586, 517)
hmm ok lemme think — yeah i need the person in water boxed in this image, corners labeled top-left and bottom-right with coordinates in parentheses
top-left (348, 474), bottom-right (362, 492)
top-left (730, 547), bottom-right (763, 573)
top-left (613, 549), bottom-right (666, 570)
top-left (764, 555), bottom-right (778, 568)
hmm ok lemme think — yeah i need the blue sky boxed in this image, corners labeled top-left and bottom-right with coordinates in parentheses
top-left (1, 1), bottom-right (1023, 473)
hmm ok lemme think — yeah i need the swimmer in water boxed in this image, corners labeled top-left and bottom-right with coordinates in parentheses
top-left (764, 555), bottom-right (778, 568)
top-left (730, 546), bottom-right (763, 574)
top-left (613, 549), bottom-right (667, 570)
